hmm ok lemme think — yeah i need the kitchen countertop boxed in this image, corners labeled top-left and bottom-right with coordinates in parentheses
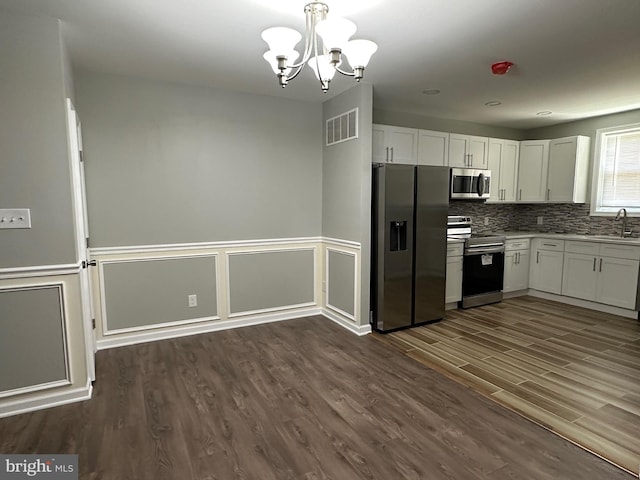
top-left (498, 231), bottom-right (640, 245)
top-left (447, 232), bottom-right (640, 245)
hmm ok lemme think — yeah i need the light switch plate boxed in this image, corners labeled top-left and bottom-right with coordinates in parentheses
top-left (0, 209), bottom-right (31, 229)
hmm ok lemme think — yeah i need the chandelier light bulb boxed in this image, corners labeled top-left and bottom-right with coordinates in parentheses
top-left (315, 17), bottom-right (357, 51)
top-left (342, 39), bottom-right (378, 68)
top-left (261, 27), bottom-right (302, 56)
top-left (263, 50), bottom-right (300, 74)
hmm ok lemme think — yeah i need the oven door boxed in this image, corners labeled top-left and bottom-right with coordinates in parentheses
top-left (462, 246), bottom-right (504, 298)
top-left (451, 168), bottom-right (491, 199)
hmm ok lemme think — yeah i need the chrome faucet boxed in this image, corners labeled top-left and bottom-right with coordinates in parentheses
top-left (614, 208), bottom-right (633, 237)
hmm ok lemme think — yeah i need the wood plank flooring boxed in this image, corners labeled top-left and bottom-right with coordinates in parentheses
top-left (0, 313), bottom-right (634, 479)
top-left (376, 296), bottom-right (640, 476)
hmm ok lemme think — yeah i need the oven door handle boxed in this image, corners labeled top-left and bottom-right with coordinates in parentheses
top-left (465, 246), bottom-right (505, 255)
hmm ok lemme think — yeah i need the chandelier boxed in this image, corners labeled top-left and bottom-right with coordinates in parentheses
top-left (261, 2), bottom-right (378, 93)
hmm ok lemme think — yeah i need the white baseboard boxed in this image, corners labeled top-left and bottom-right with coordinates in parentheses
top-left (528, 290), bottom-right (639, 319)
top-left (96, 307), bottom-right (323, 349)
top-left (322, 308), bottom-right (371, 336)
top-left (0, 379), bottom-right (92, 419)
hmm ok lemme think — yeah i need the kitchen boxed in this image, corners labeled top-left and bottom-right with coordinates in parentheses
top-left (1, 0), bottom-right (640, 478)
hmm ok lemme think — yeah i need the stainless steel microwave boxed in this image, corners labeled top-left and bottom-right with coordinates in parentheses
top-left (450, 168), bottom-right (491, 199)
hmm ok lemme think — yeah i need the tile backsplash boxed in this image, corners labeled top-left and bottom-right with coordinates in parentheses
top-left (449, 201), bottom-right (640, 238)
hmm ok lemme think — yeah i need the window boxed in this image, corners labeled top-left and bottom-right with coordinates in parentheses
top-left (591, 122), bottom-right (640, 216)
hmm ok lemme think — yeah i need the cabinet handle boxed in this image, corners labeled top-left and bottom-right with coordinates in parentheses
top-left (519, 189), bottom-right (522, 201)
top-left (386, 146), bottom-right (389, 162)
top-left (536, 251), bottom-right (540, 264)
top-left (390, 147), bottom-right (394, 162)
top-left (599, 258), bottom-right (603, 272)
top-left (593, 257), bottom-right (596, 271)
top-left (469, 153), bottom-right (473, 166)
top-left (516, 252), bottom-right (520, 264)
top-left (547, 188), bottom-right (551, 201)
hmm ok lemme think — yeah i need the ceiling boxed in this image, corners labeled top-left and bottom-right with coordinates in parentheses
top-left (2, 0), bottom-right (640, 129)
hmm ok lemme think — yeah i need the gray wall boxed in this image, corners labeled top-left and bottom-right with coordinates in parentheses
top-left (103, 256), bottom-right (218, 331)
top-left (0, 11), bottom-right (76, 268)
top-left (0, 286), bottom-right (68, 392)
top-left (228, 250), bottom-right (315, 314)
top-left (373, 108), bottom-right (526, 140)
top-left (322, 83), bottom-right (373, 326)
top-left (75, 71), bottom-right (323, 247)
top-left (524, 108), bottom-right (640, 140)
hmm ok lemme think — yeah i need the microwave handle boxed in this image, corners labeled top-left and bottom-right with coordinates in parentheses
top-left (477, 172), bottom-right (485, 197)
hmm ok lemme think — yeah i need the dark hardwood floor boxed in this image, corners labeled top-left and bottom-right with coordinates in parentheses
top-left (0, 313), bottom-right (634, 479)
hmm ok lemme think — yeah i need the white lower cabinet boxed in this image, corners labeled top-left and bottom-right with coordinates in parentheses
top-left (529, 239), bottom-right (565, 295)
top-left (504, 239), bottom-right (530, 292)
top-left (446, 242), bottom-right (463, 303)
top-left (562, 241), bottom-right (640, 309)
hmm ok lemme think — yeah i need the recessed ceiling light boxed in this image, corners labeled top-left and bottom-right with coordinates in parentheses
top-left (537, 111), bottom-right (553, 116)
top-left (485, 100), bottom-right (502, 107)
top-left (422, 89), bottom-right (441, 95)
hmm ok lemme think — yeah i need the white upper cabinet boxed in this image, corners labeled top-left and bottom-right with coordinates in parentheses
top-left (372, 124), bottom-right (418, 164)
top-left (547, 136), bottom-right (590, 203)
top-left (487, 138), bottom-right (520, 203)
top-left (517, 140), bottom-right (550, 202)
top-left (448, 134), bottom-right (488, 168)
top-left (417, 130), bottom-right (449, 166)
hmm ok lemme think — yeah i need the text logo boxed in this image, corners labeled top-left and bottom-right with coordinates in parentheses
top-left (0, 455), bottom-right (78, 479)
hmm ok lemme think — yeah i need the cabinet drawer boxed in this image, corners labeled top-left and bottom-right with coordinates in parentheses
top-left (600, 243), bottom-right (640, 261)
top-left (565, 241), bottom-right (599, 255)
top-left (533, 238), bottom-right (565, 251)
top-left (505, 238), bottom-right (530, 251)
top-left (447, 242), bottom-right (464, 257)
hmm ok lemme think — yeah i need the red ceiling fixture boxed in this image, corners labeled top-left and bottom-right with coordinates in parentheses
top-left (491, 61), bottom-right (514, 75)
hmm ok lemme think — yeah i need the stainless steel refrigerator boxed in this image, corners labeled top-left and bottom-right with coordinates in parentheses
top-left (371, 164), bottom-right (449, 333)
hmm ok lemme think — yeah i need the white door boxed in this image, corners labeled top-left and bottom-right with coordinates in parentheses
top-left (448, 134), bottom-right (469, 167)
top-left (66, 98), bottom-right (96, 381)
top-left (487, 139), bottom-right (503, 202)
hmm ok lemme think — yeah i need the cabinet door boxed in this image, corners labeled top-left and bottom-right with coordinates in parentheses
top-left (503, 251), bottom-right (517, 292)
top-left (387, 126), bottom-right (418, 164)
top-left (518, 140), bottom-right (550, 202)
top-left (487, 139), bottom-right (503, 202)
top-left (417, 130), bottom-right (449, 166)
top-left (504, 250), bottom-right (530, 292)
top-left (547, 136), bottom-right (590, 203)
top-left (446, 256), bottom-right (463, 303)
top-left (501, 140), bottom-right (520, 202)
top-left (448, 134), bottom-right (469, 167)
top-left (561, 252), bottom-right (597, 301)
top-left (530, 249), bottom-right (563, 294)
top-left (547, 137), bottom-right (578, 202)
top-left (468, 135), bottom-right (488, 169)
top-left (372, 125), bottom-right (388, 163)
top-left (596, 257), bottom-right (640, 309)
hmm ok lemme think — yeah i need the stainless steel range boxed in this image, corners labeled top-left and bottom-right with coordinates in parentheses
top-left (448, 216), bottom-right (506, 308)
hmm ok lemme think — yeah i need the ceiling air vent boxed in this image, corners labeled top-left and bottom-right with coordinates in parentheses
top-left (326, 108), bottom-right (358, 146)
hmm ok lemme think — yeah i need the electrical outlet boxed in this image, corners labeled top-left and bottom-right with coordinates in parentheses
top-left (188, 294), bottom-right (198, 307)
top-left (537, 216), bottom-right (544, 225)
top-left (484, 217), bottom-right (490, 226)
